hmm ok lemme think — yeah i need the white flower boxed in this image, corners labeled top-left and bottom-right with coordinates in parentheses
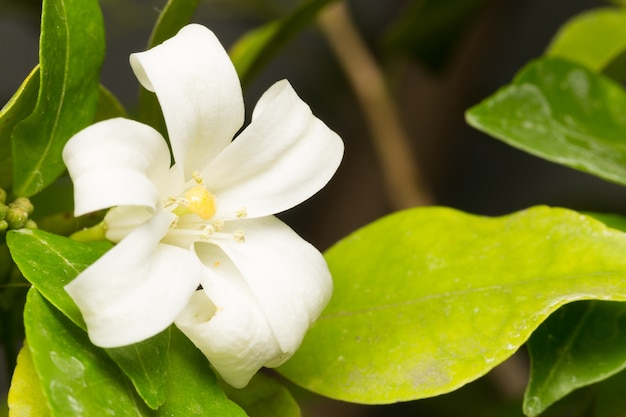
top-left (62, 24), bottom-right (343, 388)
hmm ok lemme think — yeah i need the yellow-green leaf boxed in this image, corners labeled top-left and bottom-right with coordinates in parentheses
top-left (278, 206), bottom-right (626, 403)
top-left (7, 342), bottom-right (50, 417)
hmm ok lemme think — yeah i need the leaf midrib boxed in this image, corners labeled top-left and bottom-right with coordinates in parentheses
top-left (18, 0), bottom-right (71, 196)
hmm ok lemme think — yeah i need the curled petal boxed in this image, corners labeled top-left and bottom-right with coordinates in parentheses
top-left (65, 210), bottom-right (202, 347)
top-left (62, 118), bottom-right (177, 216)
top-left (203, 80), bottom-right (344, 220)
top-left (176, 253), bottom-right (282, 388)
top-left (130, 24), bottom-right (245, 177)
top-left (210, 216), bottom-right (332, 356)
top-left (104, 205), bottom-right (153, 243)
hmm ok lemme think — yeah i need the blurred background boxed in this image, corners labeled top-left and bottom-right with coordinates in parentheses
top-left (0, 0), bottom-right (621, 415)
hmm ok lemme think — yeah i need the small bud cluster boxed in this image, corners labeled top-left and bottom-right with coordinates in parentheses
top-left (0, 189), bottom-right (37, 237)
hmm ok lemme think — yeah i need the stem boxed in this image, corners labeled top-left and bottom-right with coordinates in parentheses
top-left (318, 1), bottom-right (433, 209)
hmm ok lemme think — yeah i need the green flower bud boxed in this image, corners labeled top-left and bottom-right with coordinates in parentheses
top-left (0, 188), bottom-right (6, 204)
top-left (11, 197), bottom-right (34, 216)
top-left (0, 220), bottom-right (7, 234)
top-left (0, 204), bottom-right (7, 221)
top-left (6, 207), bottom-right (28, 229)
top-left (25, 219), bottom-right (37, 230)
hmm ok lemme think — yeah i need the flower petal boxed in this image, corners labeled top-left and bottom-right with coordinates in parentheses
top-left (130, 24), bottom-right (245, 177)
top-left (209, 216), bottom-right (333, 356)
top-left (65, 210), bottom-right (202, 347)
top-left (175, 252), bottom-right (282, 388)
top-left (202, 80), bottom-right (344, 220)
top-left (62, 117), bottom-right (178, 216)
top-left (103, 205), bottom-right (153, 243)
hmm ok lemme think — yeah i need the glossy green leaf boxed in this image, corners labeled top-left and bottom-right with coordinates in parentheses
top-left (466, 57), bottom-right (626, 187)
top-left (0, 66), bottom-right (40, 192)
top-left (230, 0), bottom-right (336, 87)
top-left (11, 0), bottom-right (105, 197)
top-left (547, 7), bottom-right (626, 79)
top-left (24, 289), bottom-right (156, 416)
top-left (524, 301), bottom-right (626, 416)
top-left (7, 342), bottom-right (51, 417)
top-left (24, 289), bottom-right (246, 416)
top-left (157, 327), bottom-right (248, 417)
top-left (105, 334), bottom-right (171, 409)
top-left (7, 229), bottom-right (106, 327)
top-left (221, 373), bottom-right (300, 417)
top-left (137, 0), bottom-right (201, 137)
top-left (6, 229), bottom-right (169, 409)
top-left (278, 206), bottom-right (626, 403)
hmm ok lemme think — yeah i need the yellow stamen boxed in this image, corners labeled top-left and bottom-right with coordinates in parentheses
top-left (236, 207), bottom-right (248, 218)
top-left (173, 186), bottom-right (217, 220)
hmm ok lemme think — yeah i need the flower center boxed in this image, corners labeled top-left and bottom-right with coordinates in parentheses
top-left (173, 185), bottom-right (217, 220)
top-left (162, 171), bottom-right (245, 245)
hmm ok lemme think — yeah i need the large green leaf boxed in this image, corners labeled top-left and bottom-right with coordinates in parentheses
top-left (11, 0), bottom-right (105, 197)
top-left (521, 213), bottom-right (626, 416)
top-left (524, 301), bottom-right (626, 416)
top-left (547, 7), bottom-right (626, 80)
top-left (22, 288), bottom-right (247, 416)
top-left (157, 327), bottom-right (248, 417)
top-left (7, 229), bottom-right (107, 327)
top-left (6, 229), bottom-right (169, 409)
top-left (105, 335), bottom-right (171, 410)
top-left (137, 0), bottom-right (201, 137)
top-left (230, 0), bottom-right (336, 87)
top-left (466, 57), bottom-right (626, 187)
top-left (0, 66), bottom-right (40, 192)
top-left (24, 289), bottom-right (156, 416)
top-left (278, 206), bottom-right (626, 403)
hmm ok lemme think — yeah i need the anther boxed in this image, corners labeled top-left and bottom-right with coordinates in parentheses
top-left (201, 224), bottom-right (216, 239)
top-left (233, 230), bottom-right (246, 243)
top-left (211, 219), bottom-right (224, 231)
top-left (192, 170), bottom-right (204, 185)
top-left (236, 207), bottom-right (248, 219)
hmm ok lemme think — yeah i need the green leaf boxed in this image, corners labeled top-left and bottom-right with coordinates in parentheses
top-left (547, 7), bottom-right (626, 79)
top-left (0, 66), bottom-right (40, 192)
top-left (94, 85), bottom-right (128, 122)
top-left (158, 327), bottom-right (248, 417)
top-left (24, 288), bottom-right (246, 416)
top-left (594, 368), bottom-right (626, 417)
top-left (6, 229), bottom-right (169, 409)
top-left (278, 206), bottom-right (626, 404)
top-left (7, 341), bottom-right (51, 417)
top-left (137, 0), bottom-right (201, 137)
top-left (221, 373), bottom-right (300, 417)
top-left (24, 288), bottom-right (156, 416)
top-left (524, 301), bottom-right (626, 416)
top-left (230, 0), bottom-right (337, 87)
top-left (106, 334), bottom-right (171, 410)
top-left (466, 57), bottom-right (626, 187)
top-left (11, 0), bottom-right (105, 197)
top-left (7, 229), bottom-right (107, 327)
top-left (585, 212), bottom-right (626, 232)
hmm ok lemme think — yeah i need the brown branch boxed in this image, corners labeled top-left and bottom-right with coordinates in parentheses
top-left (318, 1), bottom-right (433, 209)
